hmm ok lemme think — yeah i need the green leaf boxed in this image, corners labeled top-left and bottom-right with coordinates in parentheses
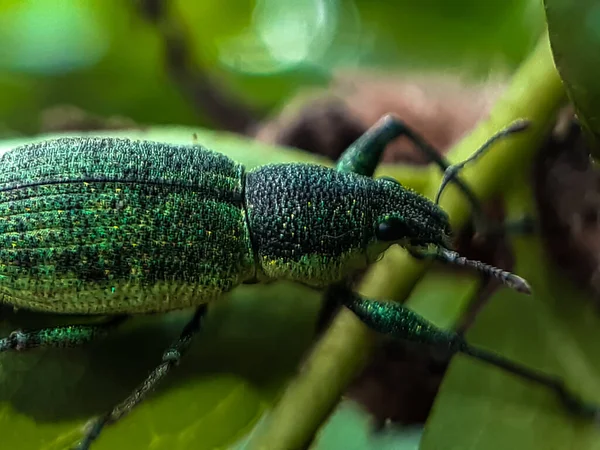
top-left (545, 0), bottom-right (600, 157)
top-left (0, 283), bottom-right (322, 450)
top-left (421, 183), bottom-right (600, 449)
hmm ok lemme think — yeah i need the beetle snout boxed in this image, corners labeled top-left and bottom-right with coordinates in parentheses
top-left (408, 200), bottom-right (452, 249)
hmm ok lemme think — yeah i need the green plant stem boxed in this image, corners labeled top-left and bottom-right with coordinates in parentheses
top-left (246, 31), bottom-right (566, 450)
top-left (429, 40), bottom-right (566, 227)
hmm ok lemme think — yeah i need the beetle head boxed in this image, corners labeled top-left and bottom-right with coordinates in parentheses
top-left (365, 176), bottom-right (452, 262)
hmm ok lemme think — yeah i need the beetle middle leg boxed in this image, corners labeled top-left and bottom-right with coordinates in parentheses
top-left (75, 304), bottom-right (208, 450)
top-left (334, 284), bottom-right (600, 420)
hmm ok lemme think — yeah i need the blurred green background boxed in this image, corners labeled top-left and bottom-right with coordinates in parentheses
top-left (0, 0), bottom-right (544, 134)
top-left (4, 2), bottom-right (589, 450)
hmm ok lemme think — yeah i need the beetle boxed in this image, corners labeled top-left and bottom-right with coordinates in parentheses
top-left (0, 114), bottom-right (595, 449)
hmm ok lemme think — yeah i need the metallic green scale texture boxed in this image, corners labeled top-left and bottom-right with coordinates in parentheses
top-left (0, 136), bottom-right (447, 314)
top-left (245, 163), bottom-right (449, 286)
top-left (0, 137), bottom-right (255, 314)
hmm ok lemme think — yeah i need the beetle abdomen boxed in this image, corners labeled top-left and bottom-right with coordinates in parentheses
top-left (0, 137), bottom-right (255, 314)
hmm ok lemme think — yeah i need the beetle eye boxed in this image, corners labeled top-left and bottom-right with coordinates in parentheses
top-left (375, 217), bottom-right (410, 241)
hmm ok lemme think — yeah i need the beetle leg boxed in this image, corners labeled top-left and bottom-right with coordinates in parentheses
top-left (433, 120), bottom-right (528, 205)
top-left (336, 284), bottom-right (599, 421)
top-left (0, 316), bottom-right (128, 352)
top-left (335, 114), bottom-right (407, 177)
top-left (75, 305), bottom-right (208, 450)
top-left (336, 114), bottom-right (530, 237)
top-left (337, 114), bottom-right (490, 233)
top-left (335, 113), bottom-right (483, 189)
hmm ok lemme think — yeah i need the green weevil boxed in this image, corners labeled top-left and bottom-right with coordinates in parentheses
top-left (0, 115), bottom-right (596, 449)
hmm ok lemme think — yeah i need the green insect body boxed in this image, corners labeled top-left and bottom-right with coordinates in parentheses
top-left (0, 116), bottom-right (595, 450)
top-left (246, 163), bottom-right (448, 285)
top-left (0, 136), bottom-right (446, 314)
top-left (0, 138), bottom-right (254, 314)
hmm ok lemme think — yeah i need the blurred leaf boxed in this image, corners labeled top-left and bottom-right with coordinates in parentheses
top-left (0, 282), bottom-right (322, 450)
top-left (0, 0), bottom-right (108, 74)
top-left (0, 0), bottom-right (546, 134)
top-left (421, 183), bottom-right (600, 450)
top-left (354, 0), bottom-right (544, 72)
top-left (545, 0), bottom-right (600, 158)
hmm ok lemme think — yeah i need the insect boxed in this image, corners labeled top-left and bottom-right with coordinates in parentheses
top-left (0, 114), bottom-right (596, 449)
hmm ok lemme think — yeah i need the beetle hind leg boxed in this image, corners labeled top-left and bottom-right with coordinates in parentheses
top-left (75, 305), bottom-right (208, 450)
top-left (0, 316), bottom-right (128, 352)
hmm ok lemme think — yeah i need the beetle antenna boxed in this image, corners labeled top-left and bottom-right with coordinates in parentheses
top-left (437, 248), bottom-right (531, 294)
top-left (435, 120), bottom-right (530, 204)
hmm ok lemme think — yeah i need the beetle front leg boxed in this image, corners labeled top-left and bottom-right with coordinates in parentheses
top-left (335, 284), bottom-right (599, 420)
top-left (433, 120), bottom-right (528, 205)
top-left (336, 114), bottom-right (490, 233)
top-left (336, 114), bottom-right (530, 237)
top-left (0, 316), bottom-right (128, 352)
top-left (336, 115), bottom-right (483, 207)
top-left (75, 304), bottom-right (208, 450)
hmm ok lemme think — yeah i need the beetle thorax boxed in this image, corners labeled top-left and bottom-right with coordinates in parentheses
top-left (245, 163), bottom-right (376, 286)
